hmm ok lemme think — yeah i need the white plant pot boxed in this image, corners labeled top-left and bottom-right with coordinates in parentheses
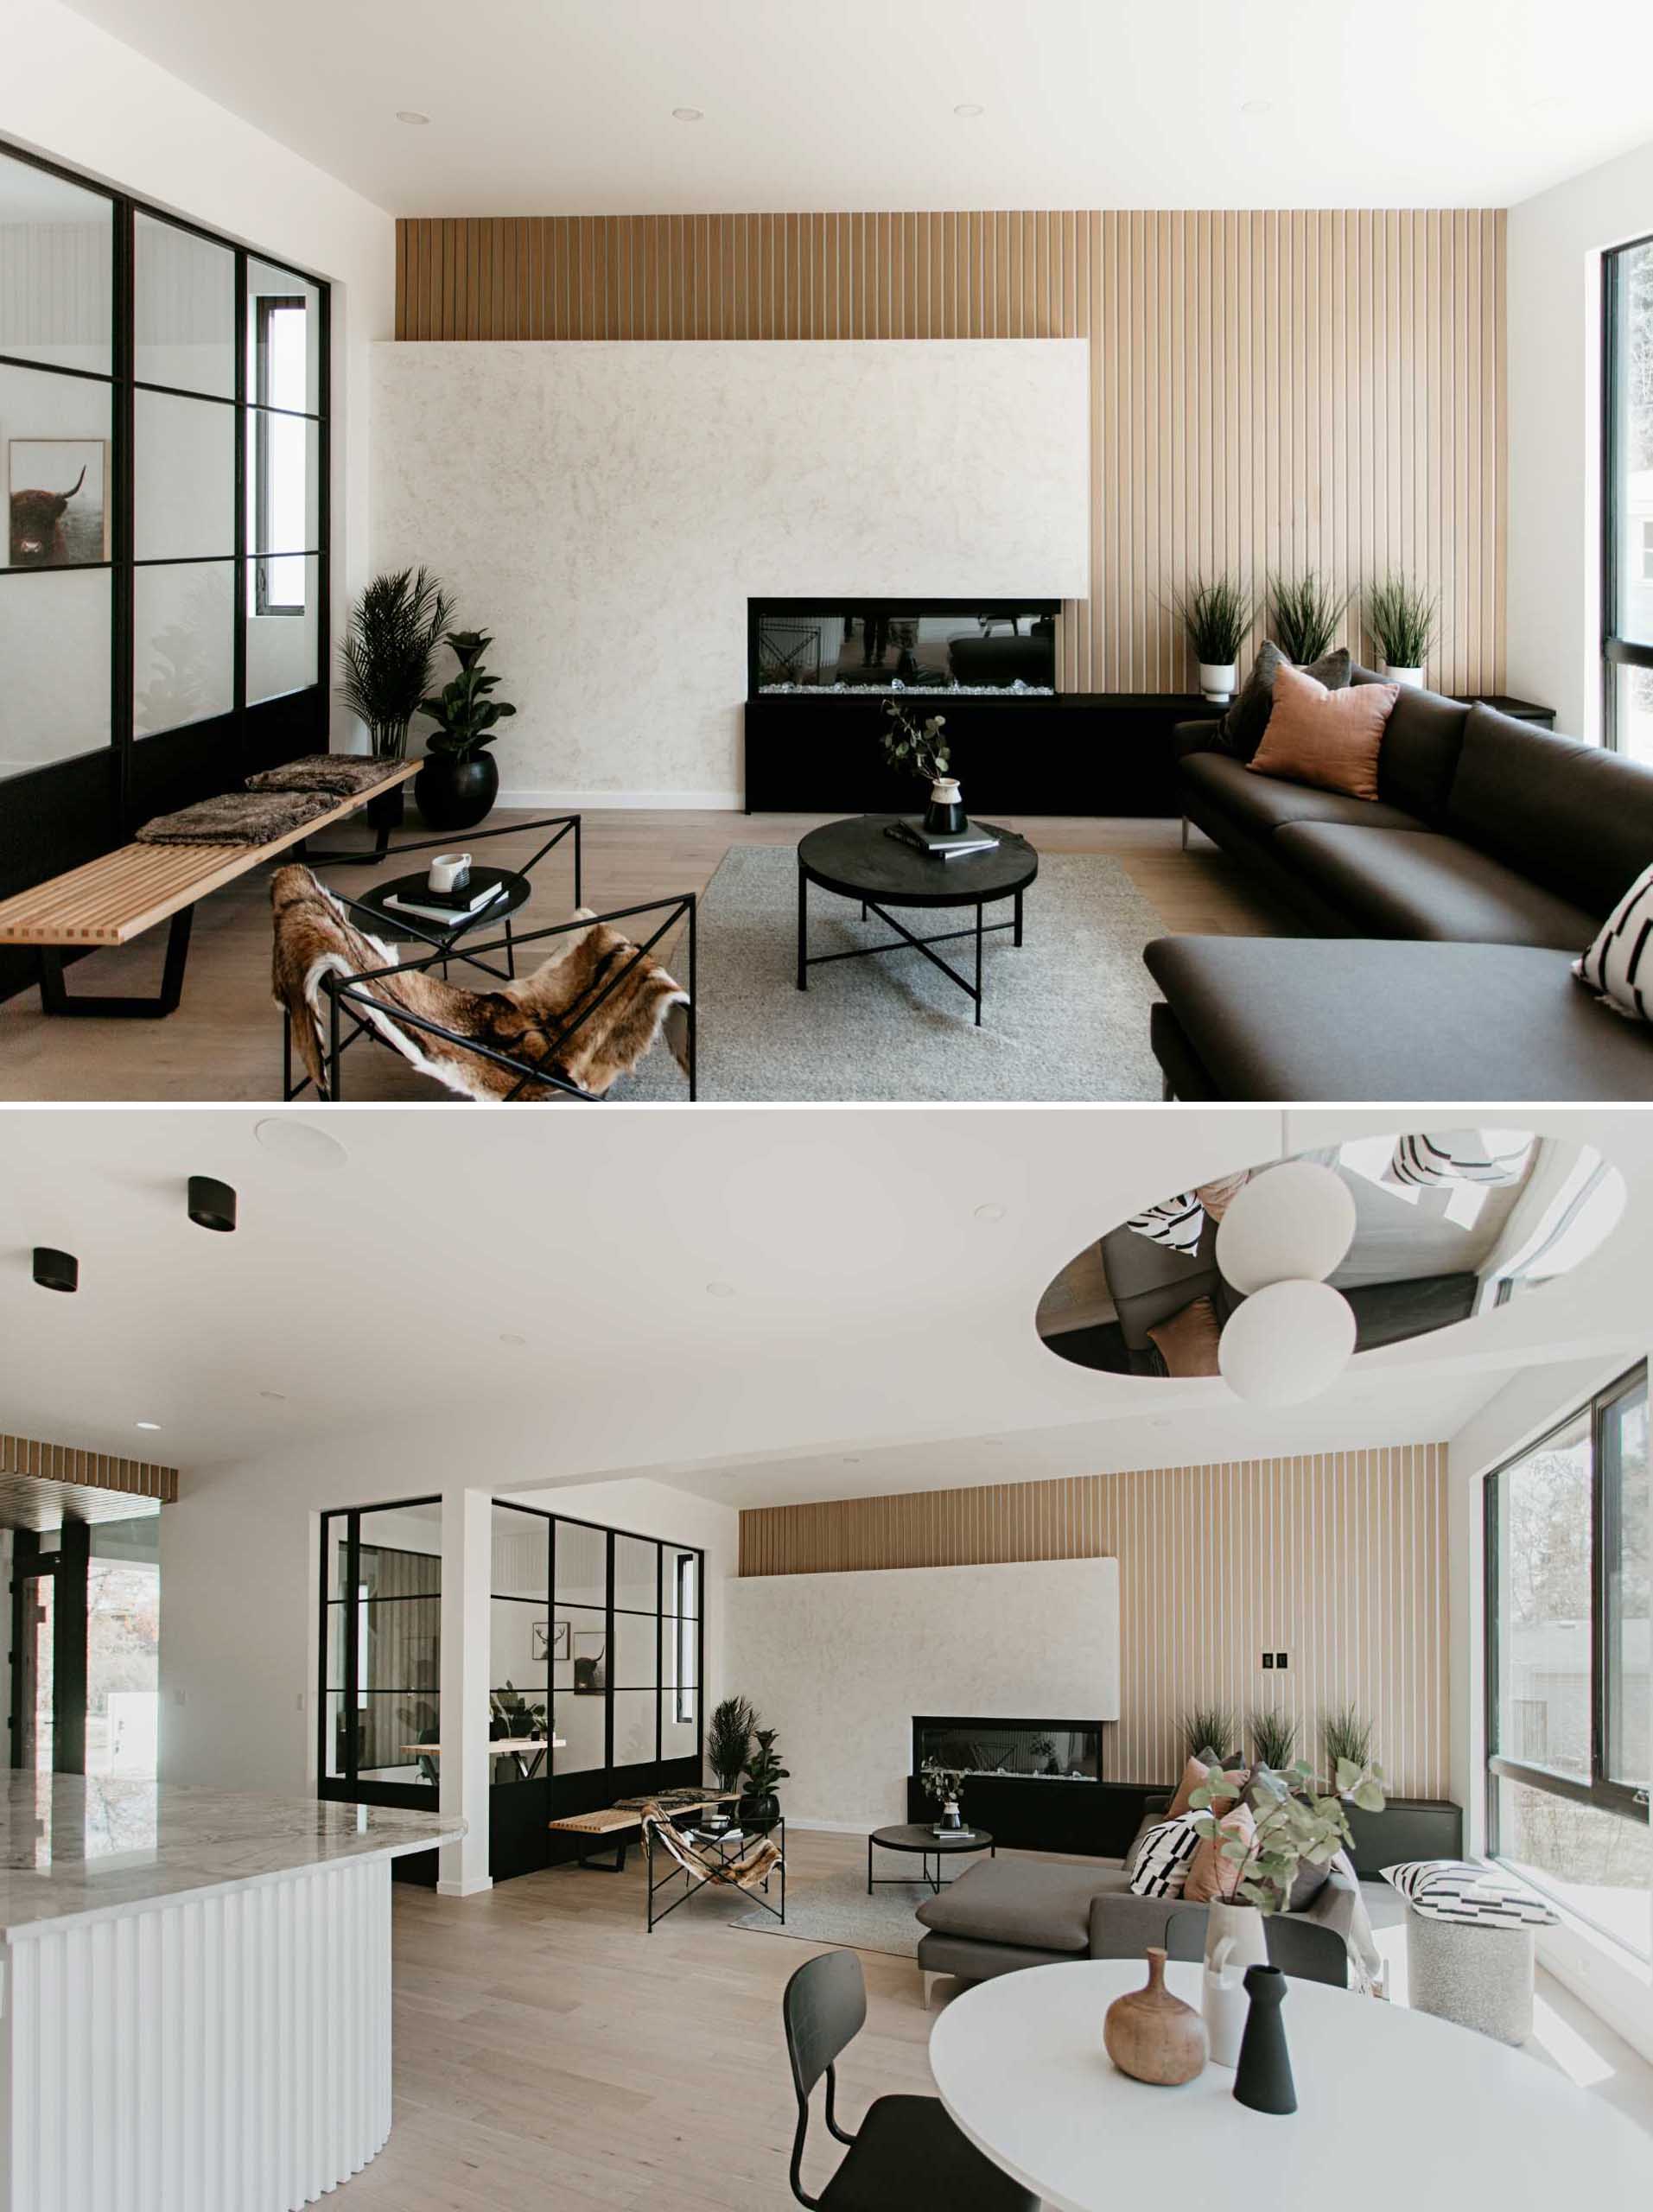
top-left (1198, 660), bottom-right (1238, 705)
top-left (1203, 1898), bottom-right (1268, 1973)
top-left (1381, 662), bottom-right (1425, 689)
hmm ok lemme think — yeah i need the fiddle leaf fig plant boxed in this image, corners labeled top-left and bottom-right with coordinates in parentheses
top-left (418, 628), bottom-right (517, 760)
top-left (1189, 1756), bottom-right (1385, 1913)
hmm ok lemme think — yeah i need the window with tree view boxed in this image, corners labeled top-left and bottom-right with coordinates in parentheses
top-left (1486, 1367), bottom-right (1650, 1957)
top-left (1605, 235), bottom-right (1653, 760)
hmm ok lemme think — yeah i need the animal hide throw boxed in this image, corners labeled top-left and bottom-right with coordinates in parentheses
top-left (246, 753), bottom-right (398, 798)
top-left (137, 790), bottom-right (337, 845)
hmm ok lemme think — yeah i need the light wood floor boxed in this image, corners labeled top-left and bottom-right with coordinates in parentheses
top-left (356, 1827), bottom-right (1651, 2210)
top-left (0, 811), bottom-right (1299, 1103)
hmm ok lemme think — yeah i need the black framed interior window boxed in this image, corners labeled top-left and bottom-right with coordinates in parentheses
top-left (1485, 1365), bottom-right (1650, 1956)
top-left (317, 1497), bottom-right (442, 1809)
top-left (1603, 232), bottom-right (1653, 759)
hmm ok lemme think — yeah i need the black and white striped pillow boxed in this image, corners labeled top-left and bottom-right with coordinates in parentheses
top-left (1126, 1193), bottom-right (1205, 1255)
top-left (1128, 1815), bottom-right (1202, 1899)
top-left (1575, 862), bottom-right (1653, 1022)
top-left (1388, 1131), bottom-right (1530, 1188)
top-left (1382, 1859), bottom-right (1556, 1926)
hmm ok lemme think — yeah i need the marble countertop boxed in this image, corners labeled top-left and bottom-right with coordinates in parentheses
top-left (0, 1774), bottom-right (463, 1937)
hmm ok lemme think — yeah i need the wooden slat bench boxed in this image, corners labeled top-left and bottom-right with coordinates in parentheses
top-left (0, 757), bottom-right (420, 1018)
top-left (548, 1790), bottom-right (740, 1872)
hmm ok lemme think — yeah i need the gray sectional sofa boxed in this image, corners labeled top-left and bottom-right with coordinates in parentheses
top-left (1145, 675), bottom-right (1653, 1100)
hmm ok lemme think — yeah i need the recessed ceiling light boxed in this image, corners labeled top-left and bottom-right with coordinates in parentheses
top-left (974, 1203), bottom-right (1007, 1223)
top-left (253, 1116), bottom-right (347, 1172)
top-left (1240, 98), bottom-right (1273, 114)
top-left (706, 1281), bottom-right (736, 1299)
top-left (396, 110), bottom-right (430, 126)
top-left (1529, 93), bottom-right (1569, 113)
top-left (841, 1456), bottom-right (861, 1465)
top-left (259, 1389), bottom-right (287, 1402)
top-left (499, 1332), bottom-right (527, 1346)
top-left (953, 102), bottom-right (985, 118)
top-left (135, 1420), bottom-right (162, 1432)
top-left (672, 106), bottom-right (703, 122)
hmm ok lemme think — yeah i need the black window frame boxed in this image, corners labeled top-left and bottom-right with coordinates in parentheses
top-left (0, 132), bottom-right (330, 841)
top-left (317, 1496), bottom-right (442, 1812)
top-left (251, 291), bottom-right (312, 618)
top-left (1484, 1363), bottom-right (1649, 1881)
top-left (1602, 231), bottom-right (1653, 747)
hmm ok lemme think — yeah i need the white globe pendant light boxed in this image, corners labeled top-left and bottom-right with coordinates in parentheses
top-left (1218, 1278), bottom-right (1357, 1406)
top-left (1215, 1160), bottom-right (1357, 1294)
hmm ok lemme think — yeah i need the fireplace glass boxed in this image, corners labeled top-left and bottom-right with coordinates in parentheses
top-left (750, 599), bottom-right (1057, 694)
top-left (912, 1715), bottom-right (1102, 1783)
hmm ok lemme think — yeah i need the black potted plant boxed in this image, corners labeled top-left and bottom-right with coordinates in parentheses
top-left (338, 567), bottom-right (453, 831)
top-left (738, 1726), bottom-right (789, 1830)
top-left (709, 1693), bottom-right (756, 1796)
top-left (414, 627), bottom-right (516, 831)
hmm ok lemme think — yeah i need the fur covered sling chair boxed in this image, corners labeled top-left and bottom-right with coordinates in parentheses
top-left (270, 864), bottom-right (693, 1102)
top-left (640, 1801), bottom-right (785, 1929)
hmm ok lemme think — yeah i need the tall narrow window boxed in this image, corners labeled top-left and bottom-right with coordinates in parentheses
top-left (1605, 235), bottom-right (1653, 760)
top-left (675, 1551), bottom-right (697, 1724)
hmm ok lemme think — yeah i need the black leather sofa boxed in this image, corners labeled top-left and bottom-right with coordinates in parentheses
top-left (1145, 674), bottom-right (1653, 1099)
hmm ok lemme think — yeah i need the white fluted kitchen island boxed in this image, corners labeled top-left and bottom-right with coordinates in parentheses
top-left (0, 1774), bottom-right (461, 2212)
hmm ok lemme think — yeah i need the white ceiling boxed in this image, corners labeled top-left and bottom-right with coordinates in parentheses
top-left (1, 1106), bottom-right (1647, 1511)
top-left (58, 0), bottom-right (1653, 219)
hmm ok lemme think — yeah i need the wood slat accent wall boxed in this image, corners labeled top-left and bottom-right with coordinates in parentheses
top-left (739, 1446), bottom-right (1448, 1794)
top-left (395, 210), bottom-right (1506, 695)
top-left (0, 1432), bottom-right (178, 1503)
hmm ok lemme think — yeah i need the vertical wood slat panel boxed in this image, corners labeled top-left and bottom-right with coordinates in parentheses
top-left (737, 1445), bottom-right (1448, 1796)
top-left (394, 212), bottom-right (1504, 692)
top-left (0, 1433), bottom-right (178, 1503)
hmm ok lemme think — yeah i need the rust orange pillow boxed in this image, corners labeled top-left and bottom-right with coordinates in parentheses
top-left (1247, 661), bottom-right (1398, 801)
top-left (1184, 1801), bottom-right (1256, 1904)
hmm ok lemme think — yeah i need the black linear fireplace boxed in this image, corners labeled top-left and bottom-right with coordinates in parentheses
top-left (906, 1713), bottom-right (1158, 1858)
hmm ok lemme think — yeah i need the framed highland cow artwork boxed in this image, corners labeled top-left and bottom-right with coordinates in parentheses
top-left (8, 436), bottom-right (109, 567)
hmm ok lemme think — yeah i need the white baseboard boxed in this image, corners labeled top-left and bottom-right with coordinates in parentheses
top-left (436, 1875), bottom-right (493, 1898)
top-left (781, 1815), bottom-right (884, 1835)
top-left (495, 786), bottom-right (745, 812)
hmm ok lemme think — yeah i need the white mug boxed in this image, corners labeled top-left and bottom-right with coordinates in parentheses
top-left (428, 852), bottom-right (472, 894)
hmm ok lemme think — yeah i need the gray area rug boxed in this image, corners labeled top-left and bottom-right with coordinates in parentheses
top-left (619, 843), bottom-right (1167, 1101)
top-left (725, 1862), bottom-right (931, 1958)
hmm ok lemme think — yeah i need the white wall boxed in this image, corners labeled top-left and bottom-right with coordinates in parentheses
top-left (725, 1557), bottom-right (1119, 1830)
top-left (1, 0), bottom-right (396, 745)
top-left (372, 338), bottom-right (1090, 807)
top-left (1507, 134), bottom-right (1653, 739)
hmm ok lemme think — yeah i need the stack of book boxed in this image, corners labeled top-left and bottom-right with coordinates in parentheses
top-left (886, 818), bottom-right (1001, 862)
top-left (382, 877), bottom-right (505, 927)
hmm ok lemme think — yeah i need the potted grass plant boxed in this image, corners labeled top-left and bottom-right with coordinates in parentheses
top-left (1268, 571), bottom-right (1350, 665)
top-left (1249, 1707), bottom-right (1299, 1771)
top-left (415, 628), bottom-right (517, 831)
top-left (1178, 1703), bottom-right (1240, 1764)
top-left (1364, 575), bottom-right (1439, 688)
top-left (1173, 576), bottom-right (1256, 704)
top-left (338, 567), bottom-right (453, 830)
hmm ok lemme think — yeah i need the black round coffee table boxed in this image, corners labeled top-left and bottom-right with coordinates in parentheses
top-left (868, 1821), bottom-right (995, 1895)
top-left (797, 815), bottom-right (1037, 1027)
top-left (350, 864), bottom-right (531, 974)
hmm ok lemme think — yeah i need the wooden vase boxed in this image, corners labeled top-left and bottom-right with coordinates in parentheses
top-left (1103, 1948), bottom-right (1209, 2086)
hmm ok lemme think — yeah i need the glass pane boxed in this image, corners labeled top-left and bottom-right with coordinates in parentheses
top-left (134, 213), bottom-right (234, 398)
top-left (490, 1597), bottom-right (549, 1732)
top-left (1610, 239), bottom-right (1653, 652)
top-left (135, 390), bottom-right (233, 560)
top-left (664, 1603), bottom-right (697, 1711)
top-left (356, 1690), bottom-right (439, 1782)
top-left (611, 1688), bottom-right (656, 1769)
top-left (362, 1594), bottom-right (441, 1696)
top-left (1497, 1777), bottom-right (1650, 1961)
top-left (86, 1518), bottom-right (160, 1781)
top-left (491, 1504), bottom-right (548, 1599)
top-left (0, 565), bottom-right (109, 779)
top-left (551, 1694), bottom-right (604, 1775)
top-left (326, 1599), bottom-right (348, 1689)
top-left (1614, 664), bottom-right (1653, 768)
top-left (613, 1610), bottom-right (658, 1691)
top-left (569, 1617), bottom-right (607, 1696)
top-left (359, 1502), bottom-right (442, 1595)
top-left (247, 410), bottom-right (318, 553)
top-left (133, 559), bottom-right (232, 736)
top-left (324, 1690), bottom-right (349, 1779)
top-left (664, 1547), bottom-right (700, 1621)
top-left (555, 1521), bottom-right (606, 1608)
top-left (19, 1575), bottom-right (54, 1773)
top-left (1494, 1413), bottom-right (1593, 1778)
top-left (661, 1688), bottom-right (697, 1760)
top-left (323, 1516), bottom-right (349, 1600)
top-left (549, 1603), bottom-right (599, 1694)
top-left (614, 1534), bottom-right (658, 1612)
top-left (753, 599), bottom-right (1057, 692)
top-left (0, 151), bottom-right (113, 373)
top-left (247, 260), bottom-right (321, 416)
top-left (1604, 1376), bottom-right (1650, 1789)
top-left (3, 362), bottom-right (110, 568)
top-left (246, 553), bottom-right (317, 706)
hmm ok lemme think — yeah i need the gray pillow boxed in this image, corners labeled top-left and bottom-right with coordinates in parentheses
top-left (1287, 1858), bottom-right (1332, 1912)
top-left (1215, 644), bottom-right (1352, 760)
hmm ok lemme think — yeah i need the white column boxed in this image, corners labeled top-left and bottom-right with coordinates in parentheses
top-left (437, 1485), bottom-right (492, 1897)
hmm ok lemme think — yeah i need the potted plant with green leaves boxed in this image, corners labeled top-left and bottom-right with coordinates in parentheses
top-left (1172, 575), bottom-right (1256, 704)
top-left (739, 1726), bottom-right (789, 1831)
top-left (1268, 571), bottom-right (1350, 665)
top-left (921, 1757), bottom-right (969, 1832)
top-left (1188, 1751), bottom-right (1385, 1979)
top-left (415, 628), bottom-right (518, 831)
top-left (709, 1694), bottom-right (756, 1796)
top-left (338, 567), bottom-right (453, 830)
top-left (879, 701), bottom-right (962, 832)
top-left (1364, 574), bottom-right (1439, 688)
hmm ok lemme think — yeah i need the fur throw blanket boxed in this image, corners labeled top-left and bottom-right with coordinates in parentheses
top-left (270, 865), bottom-right (690, 1100)
top-left (138, 789), bottom-right (337, 845)
top-left (246, 753), bottom-right (397, 798)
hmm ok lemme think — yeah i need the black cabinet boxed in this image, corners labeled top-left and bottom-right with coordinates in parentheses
top-left (905, 1773), bottom-right (1161, 1859)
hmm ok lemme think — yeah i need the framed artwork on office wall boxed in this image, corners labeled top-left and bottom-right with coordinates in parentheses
top-left (8, 436), bottom-right (109, 565)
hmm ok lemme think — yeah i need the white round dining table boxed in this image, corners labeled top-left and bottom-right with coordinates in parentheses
top-left (928, 1958), bottom-right (1653, 2211)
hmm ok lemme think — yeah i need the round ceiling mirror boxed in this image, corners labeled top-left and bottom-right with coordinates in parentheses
top-left (1038, 1128), bottom-right (1626, 1388)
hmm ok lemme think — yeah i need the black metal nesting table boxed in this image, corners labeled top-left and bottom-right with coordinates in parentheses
top-left (796, 815), bottom-right (1038, 1027)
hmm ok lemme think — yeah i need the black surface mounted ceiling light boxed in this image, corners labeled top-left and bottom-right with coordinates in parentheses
top-left (32, 1247), bottom-right (78, 1294)
top-left (187, 1177), bottom-right (238, 1233)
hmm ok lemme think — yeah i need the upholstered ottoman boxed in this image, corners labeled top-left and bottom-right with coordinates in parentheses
top-left (1383, 1860), bottom-right (1557, 2047)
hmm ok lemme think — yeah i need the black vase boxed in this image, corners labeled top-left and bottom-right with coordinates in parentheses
top-left (415, 751), bottom-right (499, 832)
top-left (1232, 1964), bottom-right (1296, 2115)
top-left (738, 1790), bottom-right (779, 1829)
top-left (366, 784), bottom-right (406, 832)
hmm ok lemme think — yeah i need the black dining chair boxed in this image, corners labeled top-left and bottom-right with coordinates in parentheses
top-left (1163, 1904), bottom-right (1348, 1986)
top-left (780, 1949), bottom-right (1037, 2210)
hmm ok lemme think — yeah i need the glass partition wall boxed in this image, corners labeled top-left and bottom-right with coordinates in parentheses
top-left (318, 1498), bottom-right (443, 1808)
top-left (0, 137), bottom-right (328, 1001)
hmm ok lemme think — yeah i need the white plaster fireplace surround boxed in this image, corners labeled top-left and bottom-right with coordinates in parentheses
top-left (372, 339), bottom-right (1090, 806)
top-left (725, 1557), bottom-right (1120, 1831)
